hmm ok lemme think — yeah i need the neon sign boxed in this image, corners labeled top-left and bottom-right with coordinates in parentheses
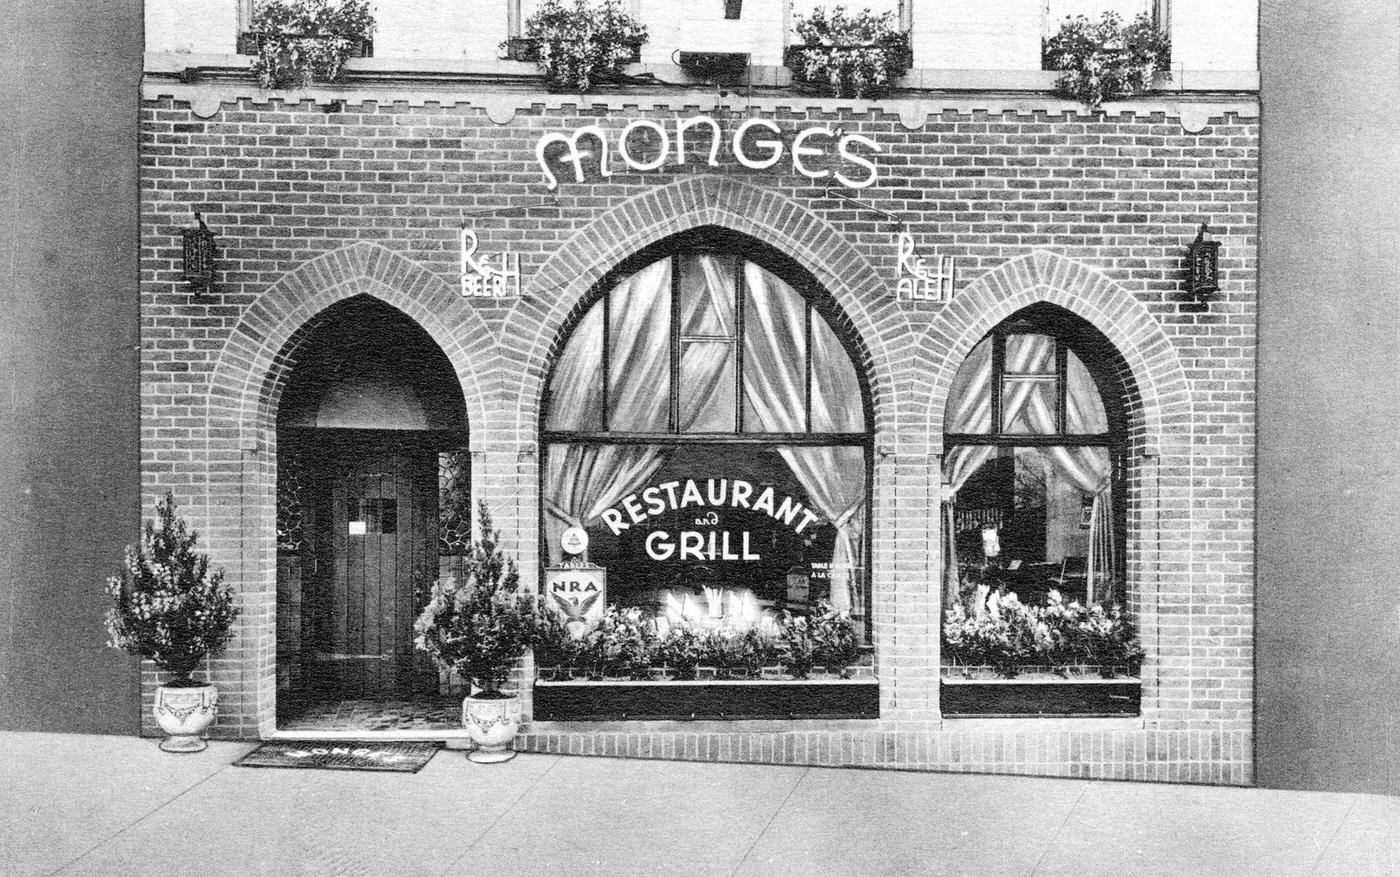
top-left (535, 115), bottom-right (882, 191)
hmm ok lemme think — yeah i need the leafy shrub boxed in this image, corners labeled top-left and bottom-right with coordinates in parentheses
top-left (413, 503), bottom-right (534, 695)
top-left (104, 493), bottom-right (239, 686)
top-left (248, 0), bottom-right (376, 89)
top-left (789, 5), bottom-right (911, 99)
top-left (778, 612), bottom-right (817, 679)
top-left (810, 600), bottom-right (861, 673)
top-left (521, 0), bottom-right (647, 93)
top-left (943, 588), bottom-right (1143, 678)
top-left (658, 624), bottom-right (705, 679)
top-left (1043, 11), bottom-right (1171, 107)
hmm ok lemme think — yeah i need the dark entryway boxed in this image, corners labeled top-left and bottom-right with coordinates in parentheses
top-left (273, 296), bottom-right (469, 724)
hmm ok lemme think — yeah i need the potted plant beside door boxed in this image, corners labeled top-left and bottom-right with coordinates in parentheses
top-left (414, 502), bottom-right (536, 763)
top-left (104, 493), bottom-right (239, 753)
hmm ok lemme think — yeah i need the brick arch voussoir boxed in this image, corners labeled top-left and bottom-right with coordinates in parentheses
top-left (207, 242), bottom-right (497, 447)
top-left (922, 251), bottom-right (1191, 455)
top-left (500, 177), bottom-right (911, 441)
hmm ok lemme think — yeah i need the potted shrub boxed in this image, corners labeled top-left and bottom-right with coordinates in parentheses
top-left (786, 5), bottom-right (911, 99)
top-left (104, 492), bottom-right (239, 753)
top-left (518, 0), bottom-right (647, 93)
top-left (414, 502), bottom-right (535, 764)
top-left (810, 600), bottom-right (860, 678)
top-left (1043, 11), bottom-right (1171, 108)
top-left (245, 0), bottom-right (376, 89)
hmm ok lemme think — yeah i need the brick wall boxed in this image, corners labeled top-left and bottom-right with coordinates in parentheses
top-left (139, 86), bottom-right (1256, 782)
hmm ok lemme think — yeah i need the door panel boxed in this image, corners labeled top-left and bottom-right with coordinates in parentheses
top-left (303, 431), bottom-right (438, 699)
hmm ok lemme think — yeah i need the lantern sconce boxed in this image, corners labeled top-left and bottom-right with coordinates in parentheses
top-left (181, 211), bottom-right (217, 294)
top-left (1186, 221), bottom-right (1220, 299)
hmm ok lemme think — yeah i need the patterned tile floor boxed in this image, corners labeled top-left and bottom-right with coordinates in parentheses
top-left (277, 696), bottom-right (463, 732)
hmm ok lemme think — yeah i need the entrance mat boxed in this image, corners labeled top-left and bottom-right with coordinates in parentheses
top-left (234, 740), bottom-right (439, 772)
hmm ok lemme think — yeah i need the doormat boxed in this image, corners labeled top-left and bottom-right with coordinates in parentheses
top-left (234, 740), bottom-right (439, 772)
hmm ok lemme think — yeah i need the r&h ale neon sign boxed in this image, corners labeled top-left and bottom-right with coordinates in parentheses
top-left (896, 231), bottom-right (956, 303)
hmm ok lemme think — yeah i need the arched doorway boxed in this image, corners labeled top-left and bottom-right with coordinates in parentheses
top-left (275, 295), bottom-right (469, 711)
top-left (539, 227), bottom-right (874, 639)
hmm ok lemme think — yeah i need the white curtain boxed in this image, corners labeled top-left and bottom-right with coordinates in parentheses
top-left (741, 263), bottom-right (866, 615)
top-left (544, 256), bottom-right (742, 561)
top-left (544, 261), bottom-right (672, 561)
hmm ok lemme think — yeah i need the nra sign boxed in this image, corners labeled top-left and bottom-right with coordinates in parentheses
top-left (545, 563), bottom-right (607, 634)
top-left (535, 115), bottom-right (882, 191)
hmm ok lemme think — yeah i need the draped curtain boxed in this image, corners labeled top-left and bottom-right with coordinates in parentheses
top-left (544, 257), bottom-right (748, 562)
top-left (742, 263), bottom-right (866, 615)
top-left (941, 334), bottom-right (1116, 607)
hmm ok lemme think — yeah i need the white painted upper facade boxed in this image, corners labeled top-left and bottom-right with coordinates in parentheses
top-left (145, 0), bottom-right (1257, 80)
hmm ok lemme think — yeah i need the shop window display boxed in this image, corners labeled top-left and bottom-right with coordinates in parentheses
top-left (940, 308), bottom-right (1141, 702)
top-left (541, 233), bottom-right (871, 645)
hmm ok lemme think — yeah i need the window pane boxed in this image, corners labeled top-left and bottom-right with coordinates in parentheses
top-left (1066, 349), bottom-right (1109, 433)
top-left (680, 341), bottom-right (737, 432)
top-left (742, 262), bottom-right (806, 432)
top-left (678, 253), bottom-right (735, 338)
top-left (1002, 334), bottom-right (1057, 433)
top-left (945, 336), bottom-right (992, 433)
top-left (810, 314), bottom-right (863, 433)
top-left (944, 444), bottom-right (1112, 605)
top-left (545, 303), bottom-right (604, 431)
top-left (608, 259), bottom-right (672, 432)
top-left (544, 441), bottom-right (868, 639)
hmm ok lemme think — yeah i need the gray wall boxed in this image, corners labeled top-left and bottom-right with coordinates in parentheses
top-left (1257, 0), bottom-right (1400, 793)
top-left (0, 2), bottom-right (143, 732)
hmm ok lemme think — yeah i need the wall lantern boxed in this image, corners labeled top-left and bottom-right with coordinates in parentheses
top-left (1186, 221), bottom-right (1220, 298)
top-left (181, 211), bottom-right (216, 292)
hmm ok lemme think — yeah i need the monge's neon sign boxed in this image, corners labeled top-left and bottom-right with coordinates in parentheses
top-left (535, 116), bottom-right (881, 191)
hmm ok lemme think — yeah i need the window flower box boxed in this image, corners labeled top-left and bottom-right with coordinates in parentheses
top-left (940, 669), bottom-right (1141, 717)
top-left (532, 677), bottom-right (879, 721)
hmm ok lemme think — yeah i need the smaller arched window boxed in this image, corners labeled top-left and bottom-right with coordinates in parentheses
top-left (941, 305), bottom-right (1127, 609)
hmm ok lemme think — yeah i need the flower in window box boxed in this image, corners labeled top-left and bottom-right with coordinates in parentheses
top-left (247, 0), bottom-right (376, 89)
top-left (787, 6), bottom-right (911, 99)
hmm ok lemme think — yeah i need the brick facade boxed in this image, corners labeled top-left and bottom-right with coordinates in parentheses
top-left (139, 86), bottom-right (1256, 783)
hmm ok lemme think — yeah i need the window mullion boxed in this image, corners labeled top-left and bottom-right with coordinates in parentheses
top-left (669, 255), bottom-right (681, 433)
top-left (991, 331), bottom-right (1005, 436)
top-left (734, 256), bottom-right (746, 433)
top-left (601, 289), bottom-right (611, 432)
top-left (804, 304), bottom-right (813, 433)
top-left (1056, 340), bottom-right (1068, 434)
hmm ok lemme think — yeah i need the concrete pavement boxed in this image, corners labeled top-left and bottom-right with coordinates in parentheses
top-left (1, 731), bottom-right (1395, 876)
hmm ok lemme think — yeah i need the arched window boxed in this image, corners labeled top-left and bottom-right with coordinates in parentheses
top-left (941, 304), bottom-right (1127, 610)
top-left (542, 229), bottom-right (872, 639)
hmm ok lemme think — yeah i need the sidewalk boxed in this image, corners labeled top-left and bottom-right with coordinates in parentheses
top-left (2, 731), bottom-right (1395, 876)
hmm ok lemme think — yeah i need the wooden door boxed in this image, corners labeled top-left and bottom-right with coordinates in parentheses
top-left (305, 432), bottom-right (437, 699)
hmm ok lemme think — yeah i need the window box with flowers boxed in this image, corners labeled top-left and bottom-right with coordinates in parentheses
top-left (240, 0), bottom-right (376, 90)
top-left (531, 602), bottom-right (878, 721)
top-left (783, 5), bottom-right (911, 100)
top-left (940, 589), bottom-right (1143, 717)
top-left (512, 0), bottom-right (647, 93)
top-left (1042, 11), bottom-right (1172, 108)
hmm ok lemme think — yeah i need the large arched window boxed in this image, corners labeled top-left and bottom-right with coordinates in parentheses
top-left (542, 229), bottom-right (872, 639)
top-left (941, 304), bottom-right (1128, 610)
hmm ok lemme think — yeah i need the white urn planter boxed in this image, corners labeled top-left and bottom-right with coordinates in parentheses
top-left (153, 683), bottom-right (219, 753)
top-left (462, 692), bottom-right (522, 763)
